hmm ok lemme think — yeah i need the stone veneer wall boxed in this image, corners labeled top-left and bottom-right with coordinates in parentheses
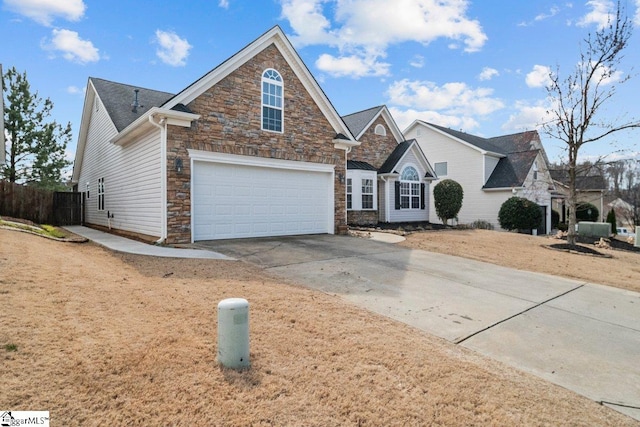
top-left (347, 115), bottom-right (400, 169)
top-left (164, 44), bottom-right (346, 244)
top-left (347, 210), bottom-right (378, 226)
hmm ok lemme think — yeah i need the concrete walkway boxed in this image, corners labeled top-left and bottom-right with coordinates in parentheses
top-left (201, 234), bottom-right (640, 422)
top-left (64, 226), bottom-right (233, 260)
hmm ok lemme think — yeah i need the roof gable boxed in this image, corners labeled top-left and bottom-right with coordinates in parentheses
top-left (163, 25), bottom-right (355, 142)
top-left (342, 106), bottom-right (384, 138)
top-left (341, 105), bottom-right (405, 142)
top-left (407, 120), bottom-right (553, 188)
top-left (378, 139), bottom-right (435, 178)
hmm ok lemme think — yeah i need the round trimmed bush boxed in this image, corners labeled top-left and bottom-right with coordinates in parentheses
top-left (433, 179), bottom-right (463, 225)
top-left (576, 202), bottom-right (599, 222)
top-left (498, 197), bottom-right (542, 231)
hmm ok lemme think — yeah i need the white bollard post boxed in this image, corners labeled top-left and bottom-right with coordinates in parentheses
top-left (217, 298), bottom-right (250, 369)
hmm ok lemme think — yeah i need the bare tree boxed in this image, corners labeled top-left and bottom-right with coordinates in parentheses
top-left (542, 3), bottom-right (640, 245)
top-left (606, 160), bottom-right (625, 195)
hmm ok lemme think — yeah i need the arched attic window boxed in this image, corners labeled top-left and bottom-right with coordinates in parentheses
top-left (374, 124), bottom-right (387, 136)
top-left (262, 69), bottom-right (283, 132)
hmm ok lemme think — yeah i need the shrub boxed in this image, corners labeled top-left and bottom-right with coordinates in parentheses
top-left (606, 209), bottom-right (617, 234)
top-left (433, 179), bottom-right (463, 225)
top-left (551, 209), bottom-right (560, 229)
top-left (498, 197), bottom-right (542, 231)
top-left (575, 202), bottom-right (599, 222)
top-left (470, 220), bottom-right (494, 230)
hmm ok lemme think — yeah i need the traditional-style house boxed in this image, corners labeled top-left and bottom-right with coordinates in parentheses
top-left (404, 121), bottom-right (555, 233)
top-left (72, 26), bottom-right (359, 243)
top-left (342, 106), bottom-right (436, 226)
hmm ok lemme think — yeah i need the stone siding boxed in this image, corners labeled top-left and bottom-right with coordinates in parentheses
top-left (347, 210), bottom-right (378, 226)
top-left (165, 44), bottom-right (346, 244)
top-left (347, 115), bottom-right (399, 169)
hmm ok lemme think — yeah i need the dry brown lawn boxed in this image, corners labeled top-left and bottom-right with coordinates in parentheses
top-left (400, 229), bottom-right (640, 293)
top-left (1, 228), bottom-right (638, 426)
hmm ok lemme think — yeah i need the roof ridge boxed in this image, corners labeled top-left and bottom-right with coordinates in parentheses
top-left (341, 105), bottom-right (385, 119)
top-left (90, 77), bottom-right (175, 96)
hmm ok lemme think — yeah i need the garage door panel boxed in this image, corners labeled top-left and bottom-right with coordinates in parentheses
top-left (193, 160), bottom-right (332, 241)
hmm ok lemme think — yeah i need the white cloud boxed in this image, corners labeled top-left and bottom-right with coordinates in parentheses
top-left (316, 53), bottom-right (390, 78)
top-left (502, 100), bottom-right (551, 132)
top-left (154, 30), bottom-right (192, 67)
top-left (66, 85), bottom-right (85, 95)
top-left (535, 6), bottom-right (560, 22)
top-left (635, 0), bottom-right (640, 26)
top-left (589, 61), bottom-right (623, 85)
top-left (478, 67), bottom-right (499, 81)
top-left (389, 106), bottom-right (480, 132)
top-left (280, 0), bottom-right (487, 78)
top-left (577, 0), bottom-right (614, 28)
top-left (218, 0), bottom-right (230, 9)
top-left (44, 29), bottom-right (100, 64)
top-left (409, 54), bottom-right (424, 68)
top-left (386, 79), bottom-right (504, 116)
top-left (525, 65), bottom-right (552, 88)
top-left (4, 0), bottom-right (85, 26)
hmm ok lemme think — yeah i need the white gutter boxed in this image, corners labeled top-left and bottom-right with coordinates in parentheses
top-left (149, 114), bottom-right (168, 244)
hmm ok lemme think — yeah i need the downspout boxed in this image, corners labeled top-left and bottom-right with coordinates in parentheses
top-left (379, 175), bottom-right (388, 222)
top-left (149, 114), bottom-right (168, 244)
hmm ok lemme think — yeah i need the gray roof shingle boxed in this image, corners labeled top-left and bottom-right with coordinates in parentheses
top-left (90, 78), bottom-right (176, 132)
top-left (347, 160), bottom-right (377, 171)
top-left (425, 122), bottom-right (544, 188)
top-left (549, 169), bottom-right (607, 190)
top-left (378, 140), bottom-right (411, 174)
top-left (342, 106), bottom-right (384, 138)
top-left (483, 150), bottom-right (539, 188)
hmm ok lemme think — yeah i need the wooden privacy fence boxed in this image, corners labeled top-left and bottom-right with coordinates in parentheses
top-left (0, 180), bottom-right (83, 225)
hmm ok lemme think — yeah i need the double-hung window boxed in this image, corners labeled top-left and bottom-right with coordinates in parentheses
top-left (400, 166), bottom-right (420, 209)
top-left (362, 179), bottom-right (374, 209)
top-left (262, 69), bottom-right (283, 132)
top-left (97, 178), bottom-right (105, 211)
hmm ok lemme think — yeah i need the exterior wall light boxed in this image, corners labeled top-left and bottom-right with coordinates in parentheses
top-left (174, 157), bottom-right (183, 174)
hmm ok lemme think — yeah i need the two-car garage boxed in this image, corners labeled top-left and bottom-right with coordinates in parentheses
top-left (190, 151), bottom-right (335, 241)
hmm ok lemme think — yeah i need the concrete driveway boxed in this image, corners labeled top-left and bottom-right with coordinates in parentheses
top-left (197, 234), bottom-right (640, 421)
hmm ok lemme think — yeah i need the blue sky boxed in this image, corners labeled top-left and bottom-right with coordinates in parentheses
top-left (2, 0), bottom-right (640, 167)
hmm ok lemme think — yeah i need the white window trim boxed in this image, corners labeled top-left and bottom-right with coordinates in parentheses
top-left (97, 178), bottom-right (105, 211)
top-left (346, 169), bottom-right (377, 211)
top-left (361, 178), bottom-right (374, 210)
top-left (434, 161), bottom-right (448, 177)
top-left (374, 124), bottom-right (386, 136)
top-left (399, 165), bottom-right (421, 210)
top-left (261, 68), bottom-right (284, 133)
top-left (346, 178), bottom-right (353, 210)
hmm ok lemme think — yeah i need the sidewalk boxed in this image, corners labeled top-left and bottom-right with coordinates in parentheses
top-left (64, 226), bottom-right (233, 260)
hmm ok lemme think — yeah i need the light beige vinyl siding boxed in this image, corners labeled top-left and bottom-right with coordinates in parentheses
top-left (408, 125), bottom-right (490, 226)
top-left (77, 94), bottom-right (163, 238)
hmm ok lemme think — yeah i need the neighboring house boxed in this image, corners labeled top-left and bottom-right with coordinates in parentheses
top-left (549, 169), bottom-right (607, 223)
top-left (72, 26), bottom-right (358, 244)
top-left (606, 197), bottom-right (636, 230)
top-left (342, 106), bottom-right (436, 225)
top-left (404, 121), bottom-right (555, 233)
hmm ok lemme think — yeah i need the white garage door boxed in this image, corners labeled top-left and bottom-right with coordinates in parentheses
top-left (192, 159), bottom-right (334, 241)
